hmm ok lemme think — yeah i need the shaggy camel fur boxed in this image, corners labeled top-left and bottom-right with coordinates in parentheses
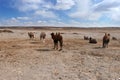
top-left (89, 37), bottom-right (97, 44)
top-left (103, 33), bottom-right (110, 48)
top-left (51, 32), bottom-right (63, 51)
top-left (28, 32), bottom-right (34, 39)
top-left (40, 32), bottom-right (46, 43)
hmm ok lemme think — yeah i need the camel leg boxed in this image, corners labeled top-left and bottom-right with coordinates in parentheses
top-left (104, 43), bottom-right (106, 48)
top-left (55, 42), bottom-right (58, 50)
top-left (29, 35), bottom-right (32, 39)
top-left (107, 44), bottom-right (108, 48)
top-left (53, 42), bottom-right (56, 49)
top-left (59, 40), bottom-right (63, 51)
top-left (43, 39), bottom-right (45, 43)
top-left (102, 42), bottom-right (104, 48)
top-left (30, 36), bottom-right (32, 40)
top-left (32, 37), bottom-right (34, 40)
top-left (53, 40), bottom-right (58, 50)
top-left (102, 42), bottom-right (105, 48)
top-left (105, 43), bottom-right (107, 48)
top-left (53, 41), bottom-right (58, 50)
top-left (31, 36), bottom-right (34, 40)
top-left (40, 36), bottom-right (42, 40)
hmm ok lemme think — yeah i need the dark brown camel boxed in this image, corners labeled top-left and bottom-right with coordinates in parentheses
top-left (103, 33), bottom-right (110, 48)
top-left (51, 32), bottom-right (63, 51)
top-left (89, 37), bottom-right (97, 44)
top-left (28, 32), bottom-right (34, 39)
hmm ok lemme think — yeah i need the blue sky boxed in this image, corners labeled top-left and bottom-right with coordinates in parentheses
top-left (0, 0), bottom-right (120, 27)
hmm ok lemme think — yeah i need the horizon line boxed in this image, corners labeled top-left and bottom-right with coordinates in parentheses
top-left (0, 26), bottom-right (120, 28)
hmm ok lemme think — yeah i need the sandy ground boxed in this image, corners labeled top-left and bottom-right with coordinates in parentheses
top-left (0, 28), bottom-right (120, 80)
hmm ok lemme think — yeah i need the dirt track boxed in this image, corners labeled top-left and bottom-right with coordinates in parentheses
top-left (0, 28), bottom-right (120, 80)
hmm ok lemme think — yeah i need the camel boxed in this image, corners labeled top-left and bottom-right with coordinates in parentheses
top-left (112, 37), bottom-right (117, 40)
top-left (40, 32), bottom-right (46, 43)
top-left (51, 32), bottom-right (63, 51)
top-left (84, 36), bottom-right (89, 40)
top-left (103, 33), bottom-right (110, 48)
top-left (89, 37), bottom-right (97, 44)
top-left (28, 32), bottom-right (34, 39)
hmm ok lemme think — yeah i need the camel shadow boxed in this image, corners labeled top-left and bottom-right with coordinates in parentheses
top-left (93, 46), bottom-right (103, 49)
top-left (30, 41), bottom-right (40, 44)
top-left (35, 48), bottom-right (52, 51)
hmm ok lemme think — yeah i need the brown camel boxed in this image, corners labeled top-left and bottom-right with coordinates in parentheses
top-left (40, 32), bottom-right (46, 43)
top-left (84, 36), bottom-right (89, 40)
top-left (103, 33), bottom-right (110, 48)
top-left (51, 32), bottom-right (63, 51)
top-left (28, 32), bottom-right (34, 39)
top-left (89, 37), bottom-right (97, 44)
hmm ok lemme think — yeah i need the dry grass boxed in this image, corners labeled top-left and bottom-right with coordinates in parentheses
top-left (0, 29), bottom-right (13, 33)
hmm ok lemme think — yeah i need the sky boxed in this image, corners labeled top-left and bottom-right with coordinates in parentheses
top-left (0, 0), bottom-right (120, 27)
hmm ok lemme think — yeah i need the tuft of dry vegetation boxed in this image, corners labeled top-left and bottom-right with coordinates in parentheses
top-left (0, 29), bottom-right (13, 33)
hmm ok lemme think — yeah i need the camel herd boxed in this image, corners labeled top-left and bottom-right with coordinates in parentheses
top-left (84, 33), bottom-right (111, 48)
top-left (28, 32), bottom-right (112, 51)
top-left (28, 32), bottom-right (63, 51)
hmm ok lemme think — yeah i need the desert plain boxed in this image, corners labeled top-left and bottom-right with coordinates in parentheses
top-left (0, 27), bottom-right (120, 80)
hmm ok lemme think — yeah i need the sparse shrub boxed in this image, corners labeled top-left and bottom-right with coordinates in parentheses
top-left (112, 37), bottom-right (117, 40)
top-left (0, 29), bottom-right (13, 33)
top-left (72, 33), bottom-right (78, 34)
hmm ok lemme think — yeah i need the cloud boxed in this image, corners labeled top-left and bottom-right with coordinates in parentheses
top-left (1, 17), bottom-right (120, 27)
top-left (54, 0), bottom-right (75, 10)
top-left (2, 17), bottom-right (20, 26)
top-left (68, 0), bottom-right (120, 22)
top-left (109, 7), bottom-right (120, 21)
top-left (69, 0), bottom-right (91, 19)
top-left (13, 0), bottom-right (75, 11)
top-left (93, 0), bottom-right (120, 21)
top-left (12, 0), bottom-right (58, 19)
top-left (35, 10), bottom-right (57, 18)
top-left (93, 0), bottom-right (120, 12)
top-left (68, 0), bottom-right (103, 21)
top-left (3, 0), bottom-right (120, 27)
top-left (8, 17), bottom-right (19, 24)
top-left (1, 17), bottom-right (31, 26)
top-left (12, 0), bottom-right (43, 12)
top-left (17, 17), bottom-right (30, 20)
